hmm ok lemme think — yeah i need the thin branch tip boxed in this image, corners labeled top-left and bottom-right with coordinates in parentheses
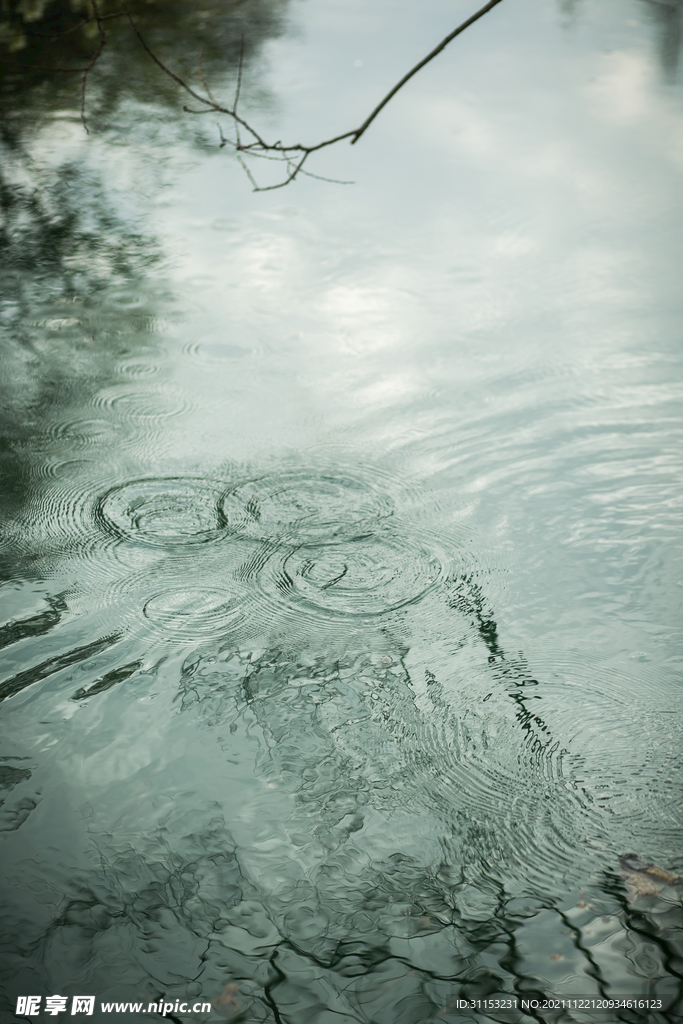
top-left (79, 0), bottom-right (504, 188)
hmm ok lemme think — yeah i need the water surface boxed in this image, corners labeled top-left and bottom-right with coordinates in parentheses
top-left (1, 0), bottom-right (683, 1020)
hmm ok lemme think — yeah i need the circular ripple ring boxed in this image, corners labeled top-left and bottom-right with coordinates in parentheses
top-left (96, 477), bottom-right (231, 547)
top-left (219, 470), bottom-right (395, 546)
top-left (143, 587), bottom-right (246, 640)
top-left (256, 534), bottom-right (445, 619)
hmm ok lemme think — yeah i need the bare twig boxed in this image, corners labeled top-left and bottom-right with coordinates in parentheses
top-left (233, 42), bottom-right (243, 151)
top-left (297, 167), bottom-right (354, 185)
top-left (350, 0), bottom-right (506, 143)
top-left (253, 151), bottom-right (310, 192)
top-left (234, 36), bottom-right (244, 113)
top-left (80, 0), bottom-right (107, 133)
top-left (197, 46), bottom-right (219, 107)
top-left (79, 0), bottom-right (506, 188)
top-left (235, 151), bottom-right (259, 190)
top-left (121, 0), bottom-right (270, 150)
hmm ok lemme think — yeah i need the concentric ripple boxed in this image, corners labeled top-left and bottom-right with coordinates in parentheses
top-left (16, 474), bottom-right (122, 577)
top-left (93, 383), bottom-right (192, 421)
top-left (143, 587), bottom-right (246, 642)
top-left (219, 471), bottom-right (394, 546)
top-left (256, 535), bottom-right (445, 618)
top-left (46, 417), bottom-right (120, 447)
top-left (96, 478), bottom-right (230, 547)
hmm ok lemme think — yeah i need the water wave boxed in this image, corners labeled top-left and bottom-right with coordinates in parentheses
top-left (92, 383), bottom-right (192, 422)
top-left (219, 470), bottom-right (395, 546)
top-left (44, 417), bottom-right (121, 447)
top-left (252, 534), bottom-right (445, 620)
top-left (96, 477), bottom-right (232, 547)
top-left (142, 586), bottom-right (248, 643)
top-left (116, 357), bottom-right (162, 379)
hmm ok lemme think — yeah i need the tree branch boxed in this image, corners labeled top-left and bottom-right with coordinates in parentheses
top-left (80, 0), bottom-right (107, 133)
top-left (85, 0), bottom-right (506, 188)
top-left (350, 0), bottom-right (506, 143)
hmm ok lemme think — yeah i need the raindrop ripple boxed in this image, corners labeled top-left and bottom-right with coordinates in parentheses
top-left (96, 477), bottom-right (231, 547)
top-left (219, 470), bottom-right (395, 546)
top-left (251, 534), bottom-right (445, 620)
top-left (143, 586), bottom-right (247, 642)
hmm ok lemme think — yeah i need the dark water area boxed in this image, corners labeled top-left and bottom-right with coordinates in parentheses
top-left (1, 0), bottom-right (683, 1021)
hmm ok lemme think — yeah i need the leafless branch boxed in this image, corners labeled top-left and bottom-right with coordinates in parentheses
top-left (350, 0), bottom-right (506, 143)
top-left (121, 0), bottom-right (270, 151)
top-left (80, 0), bottom-right (107, 133)
top-left (197, 46), bottom-right (219, 107)
top-left (297, 167), bottom-right (354, 185)
top-left (234, 36), bottom-right (244, 113)
top-left (236, 151), bottom-right (259, 190)
top-left (77, 0), bottom-right (506, 188)
top-left (233, 41), bottom-right (244, 150)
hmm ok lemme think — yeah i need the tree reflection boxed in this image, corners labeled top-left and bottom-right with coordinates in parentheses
top-left (0, 0), bottom-right (289, 517)
top-left (0, 133), bottom-right (162, 520)
top-left (4, 745), bottom-right (681, 1021)
top-left (643, 0), bottom-right (682, 80)
top-left (0, 0), bottom-right (287, 102)
top-left (559, 0), bottom-right (683, 80)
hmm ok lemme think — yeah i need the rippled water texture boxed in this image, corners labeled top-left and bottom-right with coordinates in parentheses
top-left (219, 471), bottom-right (396, 542)
top-left (90, 470), bottom-right (445, 641)
top-left (1, 0), bottom-right (683, 1020)
top-left (98, 478), bottom-right (231, 546)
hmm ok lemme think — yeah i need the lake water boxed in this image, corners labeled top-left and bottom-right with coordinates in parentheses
top-left (1, 0), bottom-right (682, 1020)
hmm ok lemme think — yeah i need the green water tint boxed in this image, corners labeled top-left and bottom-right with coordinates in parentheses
top-left (1, 466), bottom-right (681, 1021)
top-left (2, 0), bottom-right (683, 1018)
top-left (98, 478), bottom-right (234, 546)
